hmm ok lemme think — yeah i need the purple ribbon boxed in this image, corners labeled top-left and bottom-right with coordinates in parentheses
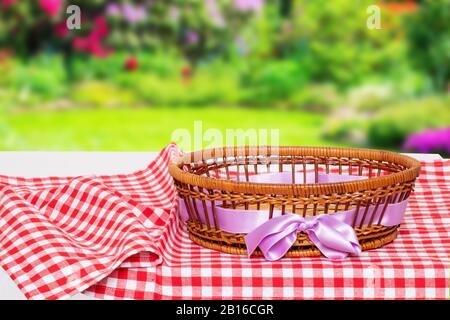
top-left (179, 172), bottom-right (409, 260)
top-left (244, 213), bottom-right (361, 260)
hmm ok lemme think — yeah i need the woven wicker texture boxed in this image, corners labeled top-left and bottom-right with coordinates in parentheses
top-left (169, 146), bottom-right (421, 257)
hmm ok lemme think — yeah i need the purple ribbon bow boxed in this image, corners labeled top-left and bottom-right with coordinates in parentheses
top-left (244, 213), bottom-right (362, 261)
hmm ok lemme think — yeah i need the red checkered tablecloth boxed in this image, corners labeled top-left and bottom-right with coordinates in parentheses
top-left (1, 146), bottom-right (449, 299)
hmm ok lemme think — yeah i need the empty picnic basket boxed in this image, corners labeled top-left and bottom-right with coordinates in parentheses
top-left (169, 146), bottom-right (421, 258)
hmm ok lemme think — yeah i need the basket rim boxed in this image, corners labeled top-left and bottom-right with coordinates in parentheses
top-left (168, 146), bottom-right (422, 196)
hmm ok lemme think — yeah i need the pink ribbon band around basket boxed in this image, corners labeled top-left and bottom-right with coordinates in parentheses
top-left (179, 172), bottom-right (409, 260)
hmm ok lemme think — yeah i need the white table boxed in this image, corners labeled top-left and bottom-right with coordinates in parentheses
top-left (0, 152), bottom-right (443, 300)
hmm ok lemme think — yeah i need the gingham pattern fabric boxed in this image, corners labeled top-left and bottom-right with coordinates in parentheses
top-left (0, 147), bottom-right (449, 300)
top-left (86, 160), bottom-right (450, 300)
top-left (0, 145), bottom-right (181, 299)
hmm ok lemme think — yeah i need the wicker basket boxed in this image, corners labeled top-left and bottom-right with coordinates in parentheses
top-left (169, 146), bottom-right (421, 258)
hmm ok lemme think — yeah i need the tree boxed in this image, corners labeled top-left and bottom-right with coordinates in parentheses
top-left (405, 0), bottom-right (450, 91)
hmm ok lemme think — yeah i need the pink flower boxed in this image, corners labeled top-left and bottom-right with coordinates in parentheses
top-left (54, 21), bottom-right (69, 38)
top-left (1, 0), bottom-right (17, 8)
top-left (73, 36), bottom-right (113, 58)
top-left (122, 3), bottom-right (147, 24)
top-left (39, 0), bottom-right (63, 17)
top-left (233, 0), bottom-right (264, 13)
top-left (89, 43), bottom-right (114, 58)
top-left (72, 37), bottom-right (88, 51)
top-left (105, 3), bottom-right (121, 17)
top-left (91, 16), bottom-right (109, 40)
top-left (72, 16), bottom-right (113, 58)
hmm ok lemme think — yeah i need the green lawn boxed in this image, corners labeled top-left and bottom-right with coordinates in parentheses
top-left (1, 107), bottom-right (345, 151)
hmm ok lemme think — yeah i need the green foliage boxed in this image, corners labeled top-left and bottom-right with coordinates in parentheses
top-left (289, 84), bottom-right (340, 113)
top-left (385, 67), bottom-right (434, 97)
top-left (405, 0), bottom-right (450, 91)
top-left (286, 0), bottom-right (409, 87)
top-left (367, 96), bottom-right (450, 148)
top-left (0, 55), bottom-right (67, 107)
top-left (71, 51), bottom-right (184, 80)
top-left (115, 68), bottom-right (241, 106)
top-left (322, 116), bottom-right (369, 146)
top-left (240, 60), bottom-right (308, 105)
top-left (323, 95), bottom-right (450, 149)
top-left (0, 88), bottom-right (17, 110)
top-left (0, 0), bottom-right (442, 110)
top-left (10, 56), bottom-right (66, 98)
top-left (346, 84), bottom-right (394, 113)
top-left (71, 81), bottom-right (137, 108)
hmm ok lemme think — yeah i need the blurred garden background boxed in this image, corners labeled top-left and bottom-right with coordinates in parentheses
top-left (0, 0), bottom-right (449, 155)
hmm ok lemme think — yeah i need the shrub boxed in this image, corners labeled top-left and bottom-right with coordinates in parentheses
top-left (71, 81), bottom-right (137, 108)
top-left (71, 51), bottom-right (184, 81)
top-left (240, 60), bottom-right (309, 105)
top-left (289, 84), bottom-right (340, 113)
top-left (7, 55), bottom-right (67, 101)
top-left (0, 88), bottom-right (17, 110)
top-left (287, 0), bottom-right (409, 88)
top-left (367, 96), bottom-right (450, 148)
top-left (115, 68), bottom-right (241, 106)
top-left (385, 68), bottom-right (434, 97)
top-left (0, 55), bottom-right (67, 109)
top-left (322, 110), bottom-right (369, 146)
top-left (346, 84), bottom-right (394, 113)
top-left (405, 0), bottom-right (450, 91)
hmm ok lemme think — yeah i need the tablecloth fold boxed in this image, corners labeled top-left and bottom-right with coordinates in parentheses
top-left (0, 144), bottom-right (180, 299)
